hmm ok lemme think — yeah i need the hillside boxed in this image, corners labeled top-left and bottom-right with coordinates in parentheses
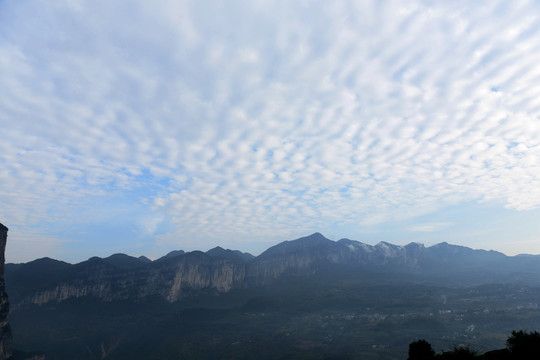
top-left (6, 233), bottom-right (540, 359)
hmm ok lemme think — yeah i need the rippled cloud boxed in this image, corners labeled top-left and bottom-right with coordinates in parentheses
top-left (1, 0), bottom-right (539, 261)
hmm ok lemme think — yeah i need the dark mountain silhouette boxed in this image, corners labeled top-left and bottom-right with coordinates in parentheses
top-left (102, 253), bottom-right (149, 269)
top-left (206, 246), bottom-right (255, 263)
top-left (137, 255), bottom-right (152, 263)
top-left (155, 249), bottom-right (185, 262)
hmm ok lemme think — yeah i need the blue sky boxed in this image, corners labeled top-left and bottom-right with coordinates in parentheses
top-left (1, 0), bottom-right (540, 263)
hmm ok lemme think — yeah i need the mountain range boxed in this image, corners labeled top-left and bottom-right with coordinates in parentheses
top-left (6, 233), bottom-right (540, 360)
top-left (6, 233), bottom-right (540, 307)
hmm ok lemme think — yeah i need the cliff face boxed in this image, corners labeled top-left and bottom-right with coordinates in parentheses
top-left (245, 234), bottom-right (428, 285)
top-left (0, 223), bottom-right (12, 360)
top-left (20, 252), bottom-right (247, 305)
top-left (6, 233), bottom-right (538, 309)
top-left (245, 233), bottom-right (348, 284)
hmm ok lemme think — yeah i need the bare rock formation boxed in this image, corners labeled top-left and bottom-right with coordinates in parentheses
top-left (0, 223), bottom-right (12, 360)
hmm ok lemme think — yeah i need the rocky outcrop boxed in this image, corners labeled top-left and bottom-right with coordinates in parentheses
top-left (159, 252), bottom-right (246, 302)
top-left (246, 233), bottom-right (349, 284)
top-left (0, 223), bottom-right (12, 360)
top-left (245, 234), bottom-right (426, 284)
top-left (6, 232), bottom-right (540, 308)
top-left (17, 251), bottom-right (247, 305)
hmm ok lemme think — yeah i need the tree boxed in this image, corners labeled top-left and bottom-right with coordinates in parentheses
top-left (408, 339), bottom-right (435, 360)
top-left (506, 330), bottom-right (540, 359)
top-left (435, 346), bottom-right (477, 359)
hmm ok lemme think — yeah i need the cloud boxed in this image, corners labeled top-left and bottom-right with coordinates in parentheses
top-left (408, 223), bottom-right (453, 233)
top-left (1, 0), bottom-right (540, 260)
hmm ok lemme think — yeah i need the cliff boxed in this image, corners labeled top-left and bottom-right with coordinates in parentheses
top-left (14, 251), bottom-right (247, 305)
top-left (6, 233), bottom-right (540, 308)
top-left (0, 223), bottom-right (12, 360)
top-left (6, 232), bottom-right (540, 360)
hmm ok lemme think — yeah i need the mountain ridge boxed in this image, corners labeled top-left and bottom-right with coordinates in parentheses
top-left (6, 232), bottom-right (540, 360)
top-left (6, 233), bottom-right (540, 307)
top-left (7, 233), bottom-right (533, 267)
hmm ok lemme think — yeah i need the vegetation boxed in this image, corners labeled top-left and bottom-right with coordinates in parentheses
top-left (409, 330), bottom-right (540, 359)
top-left (10, 274), bottom-right (540, 359)
top-left (408, 339), bottom-right (435, 360)
top-left (505, 330), bottom-right (540, 359)
top-left (8, 253), bottom-right (540, 359)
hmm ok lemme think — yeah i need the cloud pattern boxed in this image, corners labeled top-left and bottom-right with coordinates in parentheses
top-left (1, 0), bottom-right (539, 261)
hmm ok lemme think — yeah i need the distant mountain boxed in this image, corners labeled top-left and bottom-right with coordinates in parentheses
top-left (156, 249), bottom-right (185, 262)
top-left (137, 255), bottom-right (152, 263)
top-left (259, 232), bottom-right (336, 259)
top-left (5, 257), bottom-right (71, 301)
top-left (206, 246), bottom-right (255, 263)
top-left (6, 233), bottom-right (540, 360)
top-left (103, 253), bottom-right (150, 269)
top-left (6, 233), bottom-right (540, 307)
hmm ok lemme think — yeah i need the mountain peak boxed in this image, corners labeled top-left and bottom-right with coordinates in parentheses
top-left (405, 242), bottom-right (425, 249)
top-left (157, 250), bottom-right (186, 262)
top-left (208, 246), bottom-right (225, 252)
top-left (376, 241), bottom-right (399, 248)
top-left (258, 233), bottom-right (334, 259)
top-left (206, 246), bottom-right (230, 257)
top-left (298, 232), bottom-right (330, 243)
top-left (295, 232), bottom-right (328, 242)
top-left (103, 253), bottom-right (149, 269)
top-left (430, 242), bottom-right (452, 248)
top-left (206, 247), bottom-right (254, 263)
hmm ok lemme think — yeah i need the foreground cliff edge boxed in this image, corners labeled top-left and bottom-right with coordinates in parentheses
top-left (0, 224), bottom-right (44, 360)
top-left (0, 223), bottom-right (12, 360)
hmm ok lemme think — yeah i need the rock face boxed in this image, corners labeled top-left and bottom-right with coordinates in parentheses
top-left (11, 251), bottom-right (248, 306)
top-left (6, 232), bottom-right (540, 308)
top-left (0, 223), bottom-right (12, 360)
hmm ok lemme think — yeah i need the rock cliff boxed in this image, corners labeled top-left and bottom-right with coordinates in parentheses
top-left (17, 251), bottom-right (247, 305)
top-left (6, 232), bottom-right (540, 308)
top-left (0, 223), bottom-right (12, 360)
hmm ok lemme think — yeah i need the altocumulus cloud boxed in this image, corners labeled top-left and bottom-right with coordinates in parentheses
top-left (1, 0), bottom-right (539, 262)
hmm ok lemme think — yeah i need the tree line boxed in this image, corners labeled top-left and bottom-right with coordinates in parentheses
top-left (408, 330), bottom-right (540, 360)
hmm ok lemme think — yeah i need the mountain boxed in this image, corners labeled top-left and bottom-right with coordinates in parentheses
top-left (6, 233), bottom-right (540, 307)
top-left (102, 253), bottom-right (150, 269)
top-left (206, 246), bottom-right (255, 263)
top-left (137, 255), bottom-right (152, 263)
top-left (156, 250), bottom-right (185, 262)
top-left (7, 250), bottom-right (248, 305)
top-left (6, 233), bottom-right (540, 360)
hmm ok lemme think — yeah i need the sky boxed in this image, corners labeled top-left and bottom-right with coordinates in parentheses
top-left (1, 0), bottom-right (540, 263)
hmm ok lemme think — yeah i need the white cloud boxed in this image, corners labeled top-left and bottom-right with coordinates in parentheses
top-left (409, 223), bottom-right (453, 233)
top-left (1, 0), bottom-right (540, 260)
